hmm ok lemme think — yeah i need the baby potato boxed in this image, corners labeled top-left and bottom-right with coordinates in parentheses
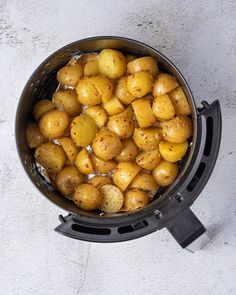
top-left (107, 117), bottom-right (134, 139)
top-left (70, 114), bottom-right (98, 147)
top-left (133, 127), bottom-right (163, 151)
top-left (130, 172), bottom-right (158, 191)
top-left (115, 139), bottom-right (139, 162)
top-left (58, 137), bottom-right (79, 163)
top-left (132, 99), bottom-right (156, 128)
top-left (135, 149), bottom-right (161, 170)
top-left (127, 71), bottom-right (153, 98)
top-left (125, 54), bottom-right (137, 63)
top-left (87, 175), bottom-right (112, 189)
top-left (103, 96), bottom-right (125, 115)
top-left (124, 189), bottom-right (149, 211)
top-left (26, 122), bottom-right (46, 149)
top-left (152, 94), bottom-right (175, 121)
top-left (162, 115), bottom-right (192, 143)
top-left (90, 75), bottom-right (114, 103)
top-left (169, 86), bottom-right (191, 115)
top-left (153, 73), bottom-right (179, 96)
top-left (127, 56), bottom-right (158, 76)
top-left (39, 109), bottom-right (69, 139)
top-left (52, 89), bottom-right (81, 117)
top-left (33, 99), bottom-right (55, 121)
top-left (75, 148), bottom-right (93, 174)
top-left (83, 60), bottom-right (100, 76)
top-left (152, 160), bottom-right (179, 186)
top-left (35, 142), bottom-right (66, 173)
top-left (76, 77), bottom-right (101, 105)
top-left (113, 162), bottom-right (141, 191)
top-left (73, 183), bottom-right (101, 210)
top-left (99, 184), bottom-right (124, 213)
top-left (57, 63), bottom-right (83, 87)
top-left (111, 106), bottom-right (133, 120)
top-left (115, 76), bottom-right (136, 105)
top-left (92, 130), bottom-right (122, 161)
top-left (90, 153), bottom-right (117, 173)
top-left (78, 53), bottom-right (98, 65)
top-left (98, 49), bottom-right (126, 79)
top-left (56, 165), bottom-right (84, 195)
top-left (83, 106), bottom-right (108, 128)
top-left (159, 141), bottom-right (188, 162)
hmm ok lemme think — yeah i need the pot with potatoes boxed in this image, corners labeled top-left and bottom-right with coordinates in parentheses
top-left (16, 37), bottom-right (221, 249)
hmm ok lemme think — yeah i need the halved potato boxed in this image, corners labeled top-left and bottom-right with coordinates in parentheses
top-left (115, 76), bottom-right (136, 105)
top-left (76, 77), bottom-right (101, 105)
top-left (90, 153), bottom-right (117, 173)
top-left (153, 73), bottom-right (179, 96)
top-left (73, 183), bottom-right (101, 211)
top-left (26, 122), bottom-right (46, 149)
top-left (33, 99), bottom-right (55, 121)
top-left (152, 160), bottom-right (179, 186)
top-left (123, 189), bottom-right (149, 211)
top-left (107, 117), bottom-right (134, 139)
top-left (87, 176), bottom-right (112, 189)
top-left (115, 139), bottom-right (139, 162)
top-left (58, 137), bottom-right (79, 163)
top-left (152, 94), bottom-right (175, 121)
top-left (133, 127), bottom-right (163, 151)
top-left (127, 71), bottom-right (153, 98)
top-left (130, 172), bottom-right (158, 191)
top-left (99, 184), bottom-right (124, 213)
top-left (75, 148), bottom-right (93, 174)
top-left (169, 86), bottom-right (191, 115)
top-left (127, 56), bottom-right (158, 76)
top-left (103, 96), bottom-right (125, 115)
top-left (135, 148), bottom-right (161, 170)
top-left (110, 106), bottom-right (133, 120)
top-left (90, 75), bottom-right (114, 103)
top-left (83, 106), bottom-right (108, 128)
top-left (132, 99), bottom-right (156, 128)
top-left (83, 60), bottom-right (100, 76)
top-left (159, 141), bottom-right (188, 162)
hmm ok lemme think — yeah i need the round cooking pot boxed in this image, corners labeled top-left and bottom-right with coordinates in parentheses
top-left (16, 37), bottom-right (222, 250)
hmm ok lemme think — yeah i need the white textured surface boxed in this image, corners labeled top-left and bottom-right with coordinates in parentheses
top-left (1, 1), bottom-right (236, 294)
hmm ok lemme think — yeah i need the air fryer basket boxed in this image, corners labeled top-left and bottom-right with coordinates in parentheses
top-left (16, 37), bottom-right (221, 249)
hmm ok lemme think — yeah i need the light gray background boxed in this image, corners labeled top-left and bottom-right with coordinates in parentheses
top-left (0, 1), bottom-right (236, 294)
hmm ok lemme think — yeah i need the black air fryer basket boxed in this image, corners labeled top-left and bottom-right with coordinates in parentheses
top-left (15, 37), bottom-right (222, 250)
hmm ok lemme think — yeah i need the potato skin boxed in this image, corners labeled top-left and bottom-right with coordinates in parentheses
top-left (153, 73), bottom-right (179, 96)
top-left (124, 189), bottom-right (149, 211)
top-left (39, 110), bottom-right (69, 139)
top-left (58, 137), bottom-right (79, 163)
top-left (130, 172), bottom-right (158, 191)
top-left (132, 99), bottom-right (156, 128)
top-left (107, 117), bottom-right (134, 139)
top-left (161, 115), bottom-right (192, 143)
top-left (99, 184), bottom-right (124, 213)
top-left (35, 143), bottom-right (66, 173)
top-left (90, 153), bottom-right (117, 173)
top-left (133, 127), bottom-right (163, 151)
top-left (76, 77), bottom-right (101, 105)
top-left (98, 49), bottom-right (126, 79)
top-left (127, 56), bottom-right (158, 76)
top-left (115, 76), bottom-right (136, 105)
top-left (89, 75), bottom-right (114, 103)
top-left (70, 114), bottom-right (98, 147)
top-left (135, 148), bottom-right (161, 170)
top-left (111, 106), bottom-right (133, 120)
top-left (103, 96), bottom-right (125, 115)
top-left (26, 122), bottom-right (46, 148)
top-left (92, 130), bottom-right (122, 161)
top-left (115, 139), bottom-right (139, 162)
top-left (57, 63), bottom-right (82, 87)
top-left (159, 141), bottom-right (188, 162)
top-left (33, 99), bottom-right (55, 121)
top-left (127, 71), bottom-right (153, 98)
top-left (87, 175), bottom-right (112, 189)
top-left (152, 160), bottom-right (178, 186)
top-left (169, 86), bottom-right (191, 115)
top-left (83, 60), bottom-right (99, 76)
top-left (56, 165), bottom-right (84, 195)
top-left (83, 106), bottom-right (108, 128)
top-left (73, 184), bottom-right (101, 210)
top-left (152, 94), bottom-right (175, 121)
top-left (75, 148), bottom-right (94, 174)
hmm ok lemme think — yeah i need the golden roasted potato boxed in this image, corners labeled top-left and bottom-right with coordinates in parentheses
top-left (78, 53), bottom-right (98, 65)
top-left (115, 76), bottom-right (136, 105)
top-left (83, 60), bottom-right (99, 76)
top-left (132, 99), bottom-right (156, 128)
top-left (153, 73), bottom-right (179, 96)
top-left (35, 142), bottom-right (66, 173)
top-left (52, 89), bottom-right (81, 117)
top-left (123, 189), bottom-right (149, 211)
top-left (56, 165), bottom-right (84, 195)
top-left (152, 160), bottom-right (179, 186)
top-left (169, 86), bottom-right (191, 115)
top-left (107, 117), bottom-right (134, 139)
top-left (76, 77), bottom-right (101, 105)
top-left (73, 183), bottom-right (101, 210)
top-left (57, 63), bottom-right (82, 87)
top-left (33, 99), bottom-right (55, 121)
top-left (113, 162), bottom-right (141, 191)
top-left (26, 122), bottom-right (46, 149)
top-left (92, 130), bottom-right (122, 161)
top-left (87, 175), bottom-right (112, 189)
top-left (135, 148), bottom-right (161, 170)
top-left (75, 148), bottom-right (93, 174)
top-left (127, 71), bottom-right (153, 98)
top-left (89, 75), bottom-right (114, 103)
top-left (58, 137), bottom-right (79, 163)
top-left (90, 153), bottom-right (117, 173)
top-left (152, 94), bottom-right (175, 121)
top-left (127, 56), bottom-right (158, 76)
top-left (125, 54), bottom-right (137, 63)
top-left (159, 141), bottom-right (188, 162)
top-left (133, 127), bottom-right (163, 151)
top-left (83, 106), bottom-right (108, 128)
top-left (110, 106), bottom-right (133, 120)
top-left (130, 172), bottom-right (158, 191)
top-left (98, 49), bottom-right (126, 79)
top-left (70, 114), bottom-right (98, 147)
top-left (162, 115), bottom-right (192, 143)
top-left (115, 139), bottom-right (139, 162)
top-left (39, 110), bottom-right (69, 139)
top-left (103, 96), bottom-right (125, 115)
top-left (99, 184), bottom-right (124, 213)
